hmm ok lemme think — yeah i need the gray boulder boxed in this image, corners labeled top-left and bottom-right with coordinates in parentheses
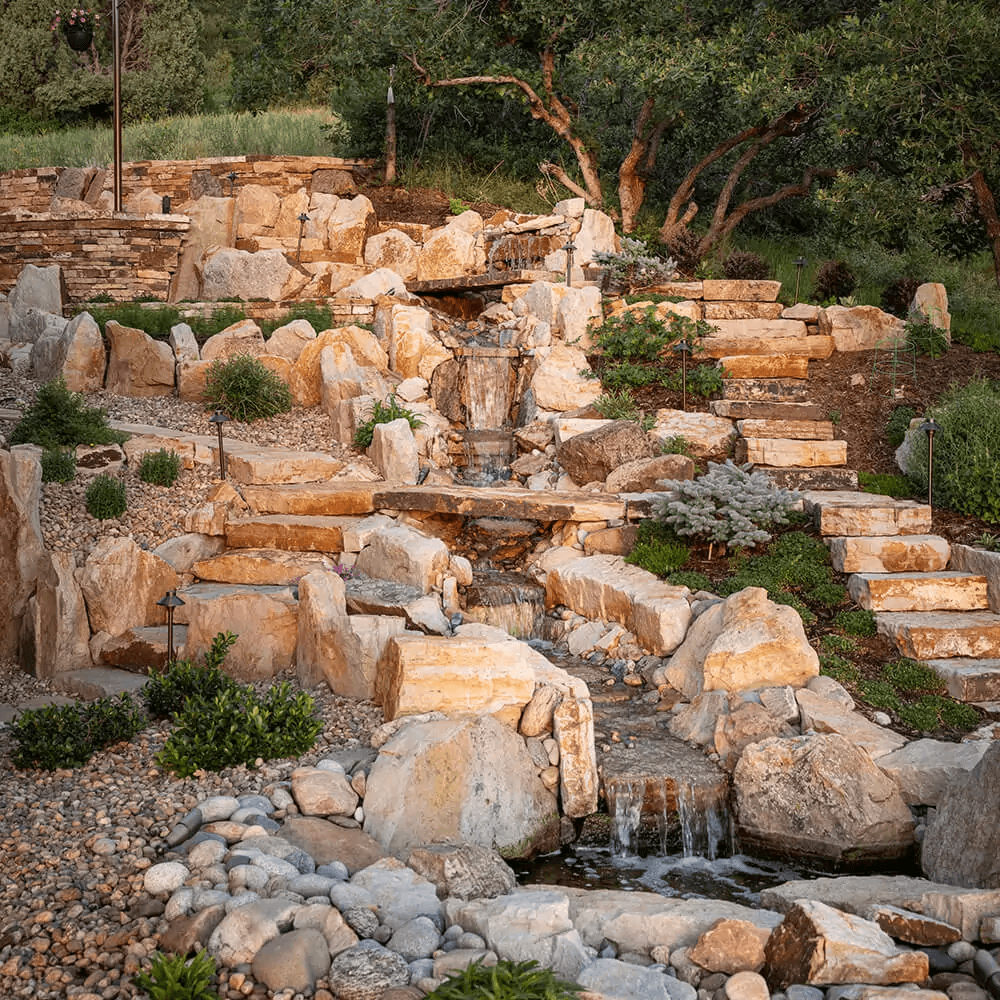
top-left (326, 944), bottom-right (411, 1000)
top-left (556, 419), bottom-right (654, 485)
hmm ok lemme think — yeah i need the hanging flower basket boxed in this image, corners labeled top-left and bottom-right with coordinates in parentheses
top-left (51, 8), bottom-right (99, 51)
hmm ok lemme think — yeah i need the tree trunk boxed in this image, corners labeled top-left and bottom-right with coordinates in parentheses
top-left (966, 149), bottom-right (1000, 289)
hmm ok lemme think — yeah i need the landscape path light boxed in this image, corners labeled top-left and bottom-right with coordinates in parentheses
top-left (228, 171), bottom-right (238, 196)
top-left (564, 239), bottom-right (576, 287)
top-left (296, 213), bottom-right (310, 262)
top-left (674, 339), bottom-right (691, 412)
top-left (156, 589), bottom-right (185, 665)
top-left (794, 257), bottom-right (807, 303)
top-left (920, 417), bottom-right (942, 508)
top-left (209, 409), bottom-right (229, 479)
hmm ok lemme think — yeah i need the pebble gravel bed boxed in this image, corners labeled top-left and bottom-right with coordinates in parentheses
top-left (0, 658), bottom-right (384, 1000)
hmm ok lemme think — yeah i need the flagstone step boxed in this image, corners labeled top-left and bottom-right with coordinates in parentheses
top-left (802, 491), bottom-right (932, 537)
top-left (722, 379), bottom-right (810, 402)
top-left (737, 419), bottom-right (835, 441)
top-left (96, 625), bottom-right (187, 672)
top-left (827, 535), bottom-right (951, 574)
top-left (701, 335), bottom-right (833, 360)
top-left (710, 400), bottom-right (826, 421)
top-left (876, 611), bottom-right (1000, 660)
top-left (192, 548), bottom-right (343, 585)
top-left (735, 438), bottom-right (847, 468)
top-left (760, 467), bottom-right (859, 491)
top-left (240, 481), bottom-right (630, 522)
top-left (720, 355), bottom-right (809, 379)
top-left (51, 668), bottom-right (150, 701)
top-left (225, 515), bottom-right (361, 552)
top-left (924, 659), bottom-right (1000, 703)
top-left (847, 572), bottom-right (989, 613)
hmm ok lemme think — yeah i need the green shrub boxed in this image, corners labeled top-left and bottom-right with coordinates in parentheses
top-left (657, 461), bottom-right (799, 550)
top-left (85, 474), bottom-right (127, 520)
top-left (354, 395), bottom-right (423, 449)
top-left (138, 449), bottom-right (182, 487)
top-left (10, 378), bottom-right (128, 450)
top-left (599, 362), bottom-right (659, 390)
top-left (812, 260), bottom-right (857, 302)
top-left (41, 448), bottom-right (76, 484)
top-left (904, 379), bottom-right (1000, 523)
top-left (722, 251), bottom-right (770, 280)
top-left (819, 653), bottom-right (860, 685)
top-left (834, 608), bottom-right (877, 637)
top-left (882, 658), bottom-right (944, 693)
top-left (667, 570), bottom-right (714, 592)
top-left (11, 694), bottom-right (147, 770)
top-left (593, 308), bottom-right (674, 362)
top-left (204, 353), bottom-right (293, 423)
top-left (905, 319), bottom-right (949, 359)
top-left (660, 363), bottom-right (725, 399)
top-left (143, 633), bottom-right (240, 720)
top-left (886, 405), bottom-right (916, 449)
top-left (426, 959), bottom-right (582, 1000)
top-left (659, 435), bottom-right (693, 457)
top-left (132, 949), bottom-right (216, 1000)
top-left (880, 277), bottom-right (923, 318)
top-left (858, 472), bottom-right (915, 498)
top-left (156, 668), bottom-right (322, 778)
top-left (594, 389), bottom-right (643, 422)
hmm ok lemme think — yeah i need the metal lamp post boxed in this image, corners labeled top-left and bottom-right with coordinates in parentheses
top-left (920, 418), bottom-right (942, 507)
top-left (156, 589), bottom-right (185, 664)
top-left (674, 340), bottom-right (691, 412)
top-left (564, 239), bottom-right (577, 287)
top-left (228, 171), bottom-right (238, 196)
top-left (209, 410), bottom-right (229, 479)
top-left (296, 213), bottom-right (310, 262)
top-left (112, 0), bottom-right (122, 211)
top-left (793, 257), bottom-right (807, 303)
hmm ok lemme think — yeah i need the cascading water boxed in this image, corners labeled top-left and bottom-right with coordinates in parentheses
top-left (457, 346), bottom-right (517, 482)
top-left (676, 779), bottom-right (735, 861)
top-left (463, 570), bottom-right (545, 638)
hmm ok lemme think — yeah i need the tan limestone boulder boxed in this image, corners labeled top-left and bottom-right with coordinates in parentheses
top-left (762, 899), bottom-right (929, 989)
top-left (369, 418), bottom-right (419, 484)
top-left (704, 302), bottom-right (785, 321)
top-left (529, 344), bottom-right (602, 412)
top-left (733, 733), bottom-right (915, 863)
top-left (819, 305), bottom-right (905, 352)
top-left (355, 524), bottom-right (449, 593)
top-left (650, 410), bottom-right (736, 459)
top-left (312, 194), bottom-right (375, 262)
top-left (329, 324), bottom-right (389, 372)
top-left (193, 549), bottom-right (339, 586)
top-left (272, 186), bottom-right (309, 237)
top-left (31, 311), bottom-right (105, 392)
top-left (365, 229), bottom-right (419, 280)
top-left (318, 343), bottom-right (365, 414)
top-left (336, 267), bottom-right (410, 300)
top-left (200, 319), bottom-right (267, 362)
top-left (689, 918), bottom-right (772, 974)
top-left (664, 587), bottom-right (818, 699)
top-left (556, 285), bottom-right (603, 348)
top-left (417, 219), bottom-right (485, 280)
top-left (911, 282), bottom-right (950, 334)
top-left (877, 738), bottom-right (991, 807)
top-left (386, 305), bottom-right (451, 381)
top-left (291, 766), bottom-right (359, 817)
top-left (556, 420), bottom-right (654, 485)
top-left (703, 280), bottom-right (781, 302)
top-left (169, 323), bottom-right (200, 363)
top-left (738, 438), bottom-right (847, 468)
top-left (510, 282), bottom-right (569, 326)
top-left (604, 454), bottom-right (695, 493)
top-left (289, 327), bottom-right (388, 407)
top-left (235, 184), bottom-right (280, 238)
top-left (78, 536), bottom-right (179, 637)
top-left (795, 688), bottom-right (906, 760)
top-left (713, 699), bottom-right (796, 770)
top-left (104, 322), bottom-right (175, 397)
top-left (706, 319), bottom-right (808, 340)
top-left (200, 248), bottom-right (308, 302)
top-left (171, 196), bottom-right (235, 301)
top-left (265, 319), bottom-right (317, 362)
top-left (177, 359), bottom-right (211, 402)
top-left (30, 551), bottom-right (92, 678)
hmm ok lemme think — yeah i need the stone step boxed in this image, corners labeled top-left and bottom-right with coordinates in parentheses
top-left (802, 491), bottom-right (933, 537)
top-left (226, 515), bottom-right (359, 553)
top-left (735, 438), bottom-right (847, 468)
top-left (192, 548), bottom-right (343, 585)
top-left (876, 611), bottom-right (1000, 660)
top-left (847, 572), bottom-right (989, 613)
top-left (701, 335), bottom-right (833, 360)
top-left (720, 355), bottom-right (809, 379)
top-left (737, 419), bottom-right (835, 441)
top-left (96, 625), bottom-right (187, 671)
top-left (710, 400), bottom-right (826, 421)
top-left (51, 668), bottom-right (150, 701)
top-left (241, 481), bottom-right (628, 522)
top-left (760, 467), bottom-right (859, 491)
top-left (722, 379), bottom-right (810, 402)
top-left (924, 659), bottom-right (1000, 703)
top-left (707, 318), bottom-right (807, 338)
top-left (827, 534), bottom-right (951, 573)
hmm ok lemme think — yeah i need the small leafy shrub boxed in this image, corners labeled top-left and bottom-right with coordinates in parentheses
top-left (820, 653), bottom-right (860, 685)
top-left (820, 633), bottom-right (859, 654)
top-left (660, 362), bottom-right (725, 399)
top-left (204, 353), bottom-right (293, 422)
top-left (592, 236), bottom-right (677, 291)
top-left (354, 394), bottom-right (423, 448)
top-left (10, 378), bottom-right (128, 450)
top-left (881, 277), bottom-right (923, 318)
top-left (594, 389), bottom-right (643, 422)
top-left (882, 658), bottom-right (944, 693)
top-left (667, 570), bottom-right (713, 592)
top-left (812, 260), bottom-right (857, 302)
top-left (859, 679), bottom-right (902, 711)
top-left (885, 405), bottom-right (916, 449)
top-left (834, 608), bottom-right (877, 637)
top-left (593, 308), bottom-right (674, 362)
top-left (11, 694), bottom-right (147, 770)
top-left (905, 319), bottom-right (949, 359)
top-left (722, 251), bottom-right (770, 280)
top-left (656, 460), bottom-right (799, 551)
top-left (132, 949), bottom-right (216, 1000)
top-left (975, 532), bottom-right (1000, 552)
top-left (903, 379), bottom-right (1000, 523)
top-left (426, 959), bottom-right (582, 1000)
top-left (143, 633), bottom-right (239, 720)
top-left (858, 471), bottom-right (914, 498)
top-left (626, 521), bottom-right (691, 577)
top-left (41, 448), bottom-right (76, 483)
top-left (659, 435), bottom-right (693, 457)
top-left (85, 473), bottom-right (127, 520)
top-left (600, 362), bottom-right (659, 390)
top-left (138, 448), bottom-right (182, 486)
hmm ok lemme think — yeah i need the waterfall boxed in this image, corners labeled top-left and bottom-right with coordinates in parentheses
top-left (677, 779), bottom-right (735, 861)
top-left (607, 778), bottom-right (646, 855)
top-left (463, 571), bottom-right (545, 638)
top-left (464, 352), bottom-right (511, 430)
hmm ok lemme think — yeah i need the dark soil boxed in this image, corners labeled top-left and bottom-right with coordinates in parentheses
top-left (361, 184), bottom-right (508, 228)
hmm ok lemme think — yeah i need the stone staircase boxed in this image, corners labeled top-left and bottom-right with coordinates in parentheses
top-left (805, 490), bottom-right (1000, 707)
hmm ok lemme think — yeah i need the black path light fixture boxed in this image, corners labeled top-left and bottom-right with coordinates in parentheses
top-left (209, 409), bottom-right (229, 479)
top-left (296, 212), bottom-right (310, 262)
top-left (228, 171), bottom-right (238, 196)
top-left (156, 589), bottom-right (185, 664)
top-left (111, 0), bottom-right (123, 211)
top-left (920, 417), bottom-right (942, 507)
top-left (794, 257), bottom-right (808, 303)
top-left (564, 238), bottom-right (577, 287)
top-left (674, 339), bottom-right (692, 412)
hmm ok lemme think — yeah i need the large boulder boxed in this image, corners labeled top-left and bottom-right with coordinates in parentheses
top-left (663, 588), bottom-right (818, 699)
top-left (605, 454), bottom-right (695, 493)
top-left (911, 282), bottom-right (950, 334)
top-left (30, 551), bottom-right (92, 678)
top-left (311, 194), bottom-right (375, 262)
top-left (417, 218), bottom-right (485, 279)
top-left (733, 733), bottom-right (915, 863)
top-left (818, 305), bottom-right (905, 352)
top-left (171, 196), bottom-right (235, 301)
top-left (384, 304), bottom-right (451, 381)
top-left (556, 420), bottom-right (654, 485)
top-left (200, 248), bottom-right (308, 302)
top-left (363, 715), bottom-right (560, 857)
top-left (265, 318), bottom-right (316, 362)
top-left (289, 326), bottom-right (388, 408)
top-left (104, 321), bottom-right (175, 396)
top-left (921, 740), bottom-right (1000, 887)
top-left (369, 418), bottom-right (419, 484)
top-left (529, 344), bottom-right (602, 412)
top-left (31, 311), bottom-right (105, 391)
top-left (9, 263), bottom-right (63, 320)
top-left (650, 410), bottom-right (737, 459)
top-left (364, 229), bottom-right (419, 281)
top-left (354, 524), bottom-right (449, 594)
top-left (200, 319), bottom-right (267, 362)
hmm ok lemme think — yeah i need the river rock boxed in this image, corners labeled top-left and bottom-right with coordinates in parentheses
top-left (386, 916), bottom-right (441, 961)
top-left (251, 928), bottom-right (330, 993)
top-left (556, 420), bottom-right (654, 485)
top-left (688, 918), bottom-right (771, 974)
top-left (921, 741), bottom-right (1000, 888)
top-left (78, 536), bottom-right (179, 637)
top-left (664, 587), bottom-right (818, 699)
top-left (577, 958), bottom-right (696, 1000)
top-left (327, 944), bottom-right (411, 1000)
top-left (349, 857), bottom-right (443, 930)
top-left (279, 816), bottom-right (386, 874)
top-left (369, 418), bottom-right (419, 484)
top-left (291, 766), bottom-right (360, 817)
top-left (734, 733), bottom-right (915, 862)
top-left (354, 523), bottom-right (449, 594)
top-left (762, 899), bottom-right (929, 988)
top-left (104, 321), bottom-right (175, 396)
top-left (208, 897), bottom-right (301, 966)
top-left (406, 843), bottom-right (516, 901)
top-left (362, 716), bottom-right (559, 857)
